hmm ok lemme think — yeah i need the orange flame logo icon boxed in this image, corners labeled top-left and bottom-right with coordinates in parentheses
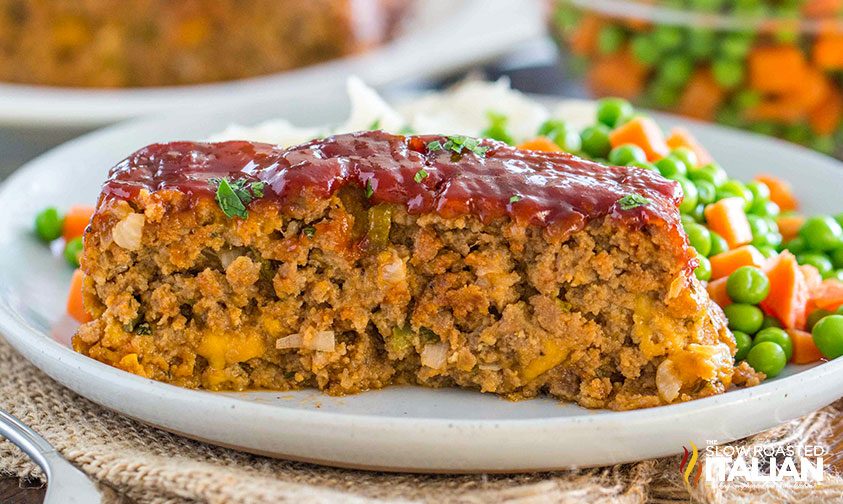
top-left (679, 441), bottom-right (703, 489)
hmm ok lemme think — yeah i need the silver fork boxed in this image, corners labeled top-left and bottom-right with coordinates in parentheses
top-left (0, 409), bottom-right (101, 503)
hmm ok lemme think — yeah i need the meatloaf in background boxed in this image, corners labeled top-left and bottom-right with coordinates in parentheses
top-left (0, 0), bottom-right (407, 87)
top-left (73, 131), bottom-right (759, 410)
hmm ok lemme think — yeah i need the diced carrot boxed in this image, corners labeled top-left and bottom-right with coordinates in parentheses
top-left (709, 245), bottom-right (767, 280)
top-left (569, 15), bottom-right (603, 56)
top-left (517, 137), bottom-right (562, 152)
top-left (788, 329), bottom-right (824, 364)
top-left (67, 269), bottom-right (91, 323)
top-left (676, 69), bottom-right (725, 122)
top-left (809, 88), bottom-right (843, 136)
top-left (760, 251), bottom-right (809, 329)
top-left (742, 97), bottom-right (805, 125)
top-left (803, 0), bottom-right (843, 17)
top-left (801, 264), bottom-right (824, 293)
top-left (704, 197), bottom-right (753, 249)
top-left (62, 205), bottom-right (96, 242)
top-left (777, 214), bottom-right (805, 242)
top-left (748, 46), bottom-right (808, 94)
top-left (706, 277), bottom-right (732, 308)
top-left (742, 69), bottom-right (829, 125)
top-left (587, 47), bottom-right (647, 100)
top-left (810, 278), bottom-right (843, 311)
top-left (608, 116), bottom-right (669, 161)
top-left (666, 127), bottom-right (713, 166)
top-left (753, 174), bottom-right (799, 212)
top-left (814, 33), bottom-right (843, 69)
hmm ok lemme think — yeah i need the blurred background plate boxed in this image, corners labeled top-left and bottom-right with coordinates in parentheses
top-left (0, 0), bottom-right (545, 167)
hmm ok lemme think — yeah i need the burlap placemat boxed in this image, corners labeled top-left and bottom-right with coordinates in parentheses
top-left (1, 335), bottom-right (841, 503)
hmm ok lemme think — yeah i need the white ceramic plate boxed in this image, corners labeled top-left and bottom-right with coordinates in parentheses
top-left (0, 0), bottom-right (544, 130)
top-left (1, 94), bottom-right (843, 472)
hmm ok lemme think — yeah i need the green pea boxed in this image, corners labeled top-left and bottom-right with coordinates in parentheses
top-left (834, 212), bottom-right (843, 230)
top-left (755, 232), bottom-right (783, 249)
top-left (695, 254), bottom-right (712, 281)
top-left (580, 124), bottom-right (612, 158)
top-left (646, 84), bottom-right (681, 109)
top-left (784, 236), bottom-right (807, 254)
top-left (538, 119), bottom-right (565, 137)
top-left (760, 315), bottom-right (782, 330)
top-left (717, 180), bottom-right (753, 208)
top-left (753, 200), bottom-right (780, 218)
top-left (659, 56), bottom-right (694, 87)
top-left (746, 341), bottom-right (787, 377)
top-left (688, 28), bottom-right (716, 59)
top-left (800, 215), bottom-right (843, 251)
top-left (631, 35), bottom-right (660, 66)
top-left (747, 214), bottom-right (769, 239)
top-left (608, 144), bottom-right (646, 165)
top-left (685, 222), bottom-right (712, 256)
top-left (829, 247), bottom-right (843, 268)
top-left (689, 162), bottom-right (728, 187)
top-left (64, 237), bottom-right (84, 267)
top-left (596, 98), bottom-right (633, 128)
top-left (827, 270), bottom-right (843, 282)
top-left (709, 231), bottom-right (730, 256)
top-left (726, 266), bottom-right (770, 304)
top-left (807, 309), bottom-right (833, 332)
top-left (552, 125), bottom-right (582, 152)
top-left (712, 59), bottom-right (745, 89)
top-left (734, 90), bottom-right (762, 110)
top-left (749, 121), bottom-right (779, 137)
top-left (719, 32), bottom-right (754, 59)
top-left (746, 181), bottom-right (771, 205)
top-left (677, 178), bottom-right (699, 214)
top-left (693, 0), bottom-right (726, 12)
top-left (753, 327), bottom-right (793, 361)
top-left (670, 147), bottom-right (698, 171)
top-left (812, 135), bottom-right (835, 155)
top-left (652, 25), bottom-right (684, 51)
top-left (655, 156), bottom-right (687, 180)
top-left (681, 214), bottom-right (697, 227)
top-left (783, 123), bottom-right (812, 145)
top-left (34, 207), bottom-right (64, 243)
top-left (690, 203), bottom-right (706, 223)
top-left (724, 303), bottom-right (764, 334)
top-left (797, 252), bottom-right (833, 277)
top-left (597, 25), bottom-right (625, 55)
top-left (757, 246), bottom-right (778, 259)
top-left (694, 180), bottom-right (717, 205)
top-left (733, 331), bottom-right (753, 361)
top-left (812, 314), bottom-right (843, 359)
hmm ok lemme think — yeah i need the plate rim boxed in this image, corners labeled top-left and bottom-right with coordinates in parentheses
top-left (3, 93), bottom-right (843, 471)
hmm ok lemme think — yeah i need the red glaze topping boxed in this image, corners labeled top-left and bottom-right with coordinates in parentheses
top-left (101, 130), bottom-right (685, 239)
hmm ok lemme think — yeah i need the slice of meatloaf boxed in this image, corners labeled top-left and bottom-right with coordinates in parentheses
top-left (73, 130), bottom-right (753, 410)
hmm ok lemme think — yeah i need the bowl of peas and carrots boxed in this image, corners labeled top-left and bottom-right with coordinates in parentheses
top-left (551, 0), bottom-right (843, 158)
top-left (33, 96), bottom-right (843, 384)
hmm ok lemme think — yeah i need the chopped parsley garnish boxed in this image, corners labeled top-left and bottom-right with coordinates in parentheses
top-left (509, 194), bottom-right (522, 204)
top-left (398, 125), bottom-right (415, 135)
top-left (414, 168), bottom-right (429, 183)
top-left (617, 193), bottom-right (652, 210)
top-left (365, 180), bottom-right (374, 199)
top-left (302, 226), bottom-right (316, 238)
top-left (368, 118), bottom-right (382, 130)
top-left (208, 177), bottom-right (266, 219)
top-left (134, 322), bottom-right (152, 335)
top-left (426, 135), bottom-right (489, 157)
top-left (427, 140), bottom-right (443, 151)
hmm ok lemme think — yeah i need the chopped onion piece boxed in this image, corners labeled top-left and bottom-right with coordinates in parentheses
top-left (421, 342), bottom-right (449, 369)
top-left (656, 359), bottom-right (681, 403)
top-left (478, 363), bottom-right (501, 371)
top-left (112, 213), bottom-right (145, 251)
top-left (276, 333), bottom-right (303, 349)
top-left (308, 330), bottom-right (336, 352)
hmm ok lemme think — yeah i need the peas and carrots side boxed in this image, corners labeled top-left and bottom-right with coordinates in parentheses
top-left (515, 97), bottom-right (843, 378)
top-left (552, 0), bottom-right (843, 157)
top-left (37, 96), bottom-right (843, 382)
